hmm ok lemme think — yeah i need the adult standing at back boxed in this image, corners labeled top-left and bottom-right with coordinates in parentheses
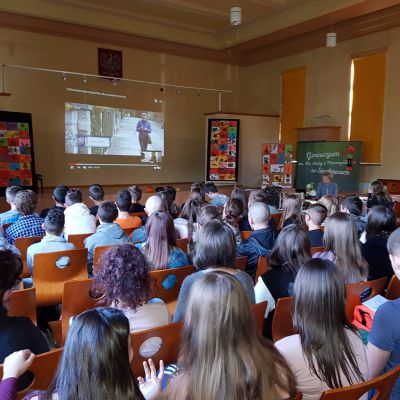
top-left (316, 171), bottom-right (337, 199)
top-left (136, 112), bottom-right (152, 155)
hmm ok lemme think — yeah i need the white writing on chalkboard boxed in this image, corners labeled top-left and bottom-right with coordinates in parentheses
top-left (306, 151), bottom-right (340, 161)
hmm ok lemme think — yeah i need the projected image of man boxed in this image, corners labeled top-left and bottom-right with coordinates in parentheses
top-left (136, 112), bottom-right (152, 155)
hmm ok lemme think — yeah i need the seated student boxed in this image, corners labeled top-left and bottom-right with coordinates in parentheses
top-left (362, 205), bottom-right (397, 282)
top-left (367, 180), bottom-right (393, 209)
top-left (131, 195), bottom-right (163, 243)
top-left (341, 195), bottom-right (367, 236)
top-left (318, 194), bottom-right (339, 225)
top-left (164, 185), bottom-right (179, 218)
top-left (254, 224), bottom-right (311, 338)
top-left (313, 212), bottom-right (368, 284)
top-left (190, 181), bottom-right (206, 202)
top-left (305, 203), bottom-right (327, 247)
top-left (0, 251), bottom-right (49, 390)
top-left (247, 189), bottom-right (278, 231)
top-left (166, 272), bottom-right (296, 400)
top-left (276, 258), bottom-right (368, 400)
top-left (136, 211), bottom-right (188, 289)
top-left (88, 183), bottom-right (104, 217)
top-left (39, 184), bottom-right (69, 219)
top-left (114, 190), bottom-right (142, 231)
top-left (63, 189), bottom-right (96, 236)
top-left (368, 227), bottom-right (400, 400)
top-left (26, 209), bottom-right (76, 282)
top-left (94, 244), bottom-right (171, 332)
top-left (84, 201), bottom-right (130, 275)
top-left (231, 188), bottom-right (251, 231)
top-left (280, 194), bottom-right (304, 229)
top-left (205, 182), bottom-right (229, 207)
top-left (316, 170), bottom-right (337, 199)
top-left (127, 185), bottom-right (145, 214)
top-left (237, 202), bottom-right (277, 280)
top-left (223, 199), bottom-right (244, 244)
top-left (174, 191), bottom-right (203, 240)
top-left (263, 186), bottom-right (281, 214)
top-left (173, 220), bottom-right (255, 322)
top-left (6, 190), bottom-right (45, 245)
top-left (30, 308), bottom-right (163, 400)
top-left (0, 186), bottom-right (22, 225)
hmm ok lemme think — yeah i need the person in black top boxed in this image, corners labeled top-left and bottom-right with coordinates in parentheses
top-left (340, 195), bottom-right (367, 236)
top-left (362, 205), bottom-right (397, 284)
top-left (305, 203), bottom-right (327, 247)
top-left (237, 202), bottom-right (277, 280)
top-left (0, 250), bottom-right (49, 389)
top-left (88, 184), bottom-right (105, 217)
top-left (367, 180), bottom-right (393, 209)
top-left (39, 185), bottom-right (69, 219)
top-left (127, 185), bottom-right (145, 214)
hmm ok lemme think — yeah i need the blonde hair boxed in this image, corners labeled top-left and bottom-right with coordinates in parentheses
top-left (280, 194), bottom-right (303, 228)
top-left (167, 272), bottom-right (296, 400)
top-left (318, 195), bottom-right (339, 217)
top-left (324, 212), bottom-right (368, 284)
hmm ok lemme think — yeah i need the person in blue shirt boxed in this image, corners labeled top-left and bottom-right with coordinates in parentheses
top-left (136, 112), bottom-right (152, 154)
top-left (316, 171), bottom-right (338, 199)
top-left (0, 186), bottom-right (22, 226)
top-left (205, 182), bottom-right (229, 207)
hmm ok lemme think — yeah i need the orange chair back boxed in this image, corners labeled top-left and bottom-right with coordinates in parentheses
top-left (241, 230), bottom-right (252, 240)
top-left (234, 256), bottom-right (248, 271)
top-left (67, 232), bottom-right (92, 249)
top-left (272, 296), bottom-right (294, 343)
top-left (271, 213), bottom-right (282, 230)
top-left (0, 348), bottom-right (62, 400)
top-left (252, 301), bottom-right (267, 335)
top-left (149, 265), bottom-right (195, 303)
top-left (176, 238), bottom-right (188, 253)
top-left (345, 277), bottom-right (387, 322)
top-left (7, 287), bottom-right (37, 325)
top-left (255, 256), bottom-right (271, 281)
top-left (34, 248), bottom-right (89, 307)
top-left (320, 365), bottom-right (400, 399)
top-left (15, 236), bottom-right (43, 278)
top-left (131, 322), bottom-right (182, 377)
top-left (310, 246), bottom-right (326, 255)
top-left (61, 278), bottom-right (102, 344)
top-left (386, 275), bottom-right (400, 300)
top-left (393, 201), bottom-right (400, 218)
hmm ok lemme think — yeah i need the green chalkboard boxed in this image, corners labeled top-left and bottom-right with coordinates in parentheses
top-left (296, 141), bottom-right (361, 192)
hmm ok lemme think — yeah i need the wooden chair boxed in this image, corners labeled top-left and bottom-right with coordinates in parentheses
top-left (272, 296), bottom-right (294, 343)
top-left (271, 213), bottom-right (282, 230)
top-left (310, 246), bottom-right (326, 255)
top-left (241, 230), bottom-right (252, 240)
top-left (92, 244), bottom-right (116, 274)
top-left (131, 322), bottom-right (182, 377)
top-left (67, 232), bottom-right (92, 249)
top-left (386, 275), bottom-right (400, 300)
top-left (252, 301), bottom-right (267, 335)
top-left (0, 348), bottom-right (62, 400)
top-left (34, 248), bottom-right (89, 307)
top-left (345, 277), bottom-right (387, 322)
top-left (234, 256), bottom-right (248, 271)
top-left (7, 287), bottom-right (37, 325)
top-left (320, 364), bottom-right (400, 399)
top-left (255, 256), bottom-right (271, 281)
top-left (176, 238), bottom-right (188, 253)
top-left (15, 236), bottom-right (43, 278)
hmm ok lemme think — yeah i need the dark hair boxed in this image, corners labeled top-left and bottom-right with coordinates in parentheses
top-left (5, 186), bottom-right (22, 203)
top-left (128, 185), bottom-right (142, 202)
top-left (144, 211), bottom-right (176, 269)
top-left (197, 205), bottom-right (222, 226)
top-left (388, 227), bottom-right (400, 257)
top-left (205, 182), bottom-right (218, 193)
top-left (293, 258), bottom-right (365, 388)
top-left (44, 209), bottom-right (65, 236)
top-left (53, 185), bottom-right (69, 204)
top-left (116, 190), bottom-right (132, 212)
top-left (223, 199), bottom-right (243, 230)
top-left (231, 188), bottom-right (248, 217)
top-left (88, 184), bottom-right (105, 201)
top-left (180, 192), bottom-right (204, 243)
top-left (263, 186), bottom-right (281, 209)
top-left (43, 308), bottom-right (144, 400)
top-left (155, 186), bottom-right (164, 193)
top-left (14, 190), bottom-right (38, 215)
top-left (248, 189), bottom-right (267, 208)
top-left (370, 180), bottom-right (392, 204)
top-left (193, 220), bottom-right (236, 270)
top-left (98, 201), bottom-right (118, 223)
top-left (306, 203), bottom-right (328, 226)
top-left (268, 224), bottom-right (311, 274)
top-left (157, 191), bottom-right (173, 217)
top-left (342, 195), bottom-right (363, 216)
top-left (366, 205), bottom-right (396, 240)
top-left (95, 245), bottom-right (150, 309)
top-left (65, 189), bottom-right (83, 206)
top-left (165, 186), bottom-right (177, 202)
top-left (0, 251), bottom-right (22, 305)
top-left (191, 182), bottom-right (205, 201)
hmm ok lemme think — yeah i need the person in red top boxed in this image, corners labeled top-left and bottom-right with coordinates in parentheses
top-left (114, 190), bottom-right (142, 231)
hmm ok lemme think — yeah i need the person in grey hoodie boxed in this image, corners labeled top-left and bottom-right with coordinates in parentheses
top-left (84, 201), bottom-right (130, 275)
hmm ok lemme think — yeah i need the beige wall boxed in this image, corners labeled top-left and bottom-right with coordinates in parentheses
top-left (0, 28), bottom-right (239, 187)
top-left (239, 27), bottom-right (400, 189)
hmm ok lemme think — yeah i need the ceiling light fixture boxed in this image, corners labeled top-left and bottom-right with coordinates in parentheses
top-left (326, 32), bottom-right (337, 48)
top-left (230, 7), bottom-right (242, 26)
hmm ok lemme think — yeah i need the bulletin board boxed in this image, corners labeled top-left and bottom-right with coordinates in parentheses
top-left (206, 119), bottom-right (240, 182)
top-left (262, 143), bottom-right (293, 188)
top-left (0, 111), bottom-right (36, 196)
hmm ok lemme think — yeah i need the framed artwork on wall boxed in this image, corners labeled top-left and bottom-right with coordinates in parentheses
top-left (98, 48), bottom-right (123, 79)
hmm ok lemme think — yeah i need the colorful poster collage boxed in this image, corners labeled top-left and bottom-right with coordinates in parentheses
top-left (0, 121), bottom-right (33, 187)
top-left (207, 119), bottom-right (240, 182)
top-left (262, 143), bottom-right (293, 188)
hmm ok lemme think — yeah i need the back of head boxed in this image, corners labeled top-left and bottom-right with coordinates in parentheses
top-left (231, 188), bottom-right (248, 215)
top-left (263, 186), bottom-right (281, 209)
top-left (128, 185), bottom-right (142, 202)
top-left (248, 202), bottom-right (270, 225)
top-left (282, 194), bottom-right (301, 221)
top-left (248, 189), bottom-right (267, 208)
top-left (5, 186), bottom-right (22, 204)
top-left (49, 307), bottom-right (142, 400)
top-left (180, 192), bottom-right (203, 221)
top-left (193, 220), bottom-right (236, 269)
top-left (88, 184), bottom-right (104, 201)
top-left (145, 195), bottom-right (162, 215)
top-left (14, 189), bottom-right (38, 215)
top-left (65, 189), bottom-right (83, 207)
top-left (293, 258), bottom-right (363, 388)
top-left (366, 205), bottom-right (396, 239)
top-left (95, 245), bottom-right (150, 310)
top-left (341, 195), bottom-right (363, 216)
top-left (307, 203), bottom-right (328, 226)
top-left (172, 271), bottom-right (296, 400)
top-left (44, 209), bottom-right (65, 236)
top-left (191, 181), bottom-right (205, 201)
top-left (387, 227), bottom-right (400, 258)
top-left (0, 250), bottom-right (22, 305)
top-left (53, 185), bottom-right (69, 204)
top-left (165, 186), bottom-right (177, 202)
top-left (371, 180), bottom-right (385, 197)
top-left (197, 205), bottom-right (221, 227)
top-left (223, 199), bottom-right (244, 226)
top-left (205, 182), bottom-right (217, 194)
top-left (318, 195), bottom-right (339, 217)
top-left (116, 190), bottom-right (132, 212)
top-left (98, 201), bottom-right (118, 223)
